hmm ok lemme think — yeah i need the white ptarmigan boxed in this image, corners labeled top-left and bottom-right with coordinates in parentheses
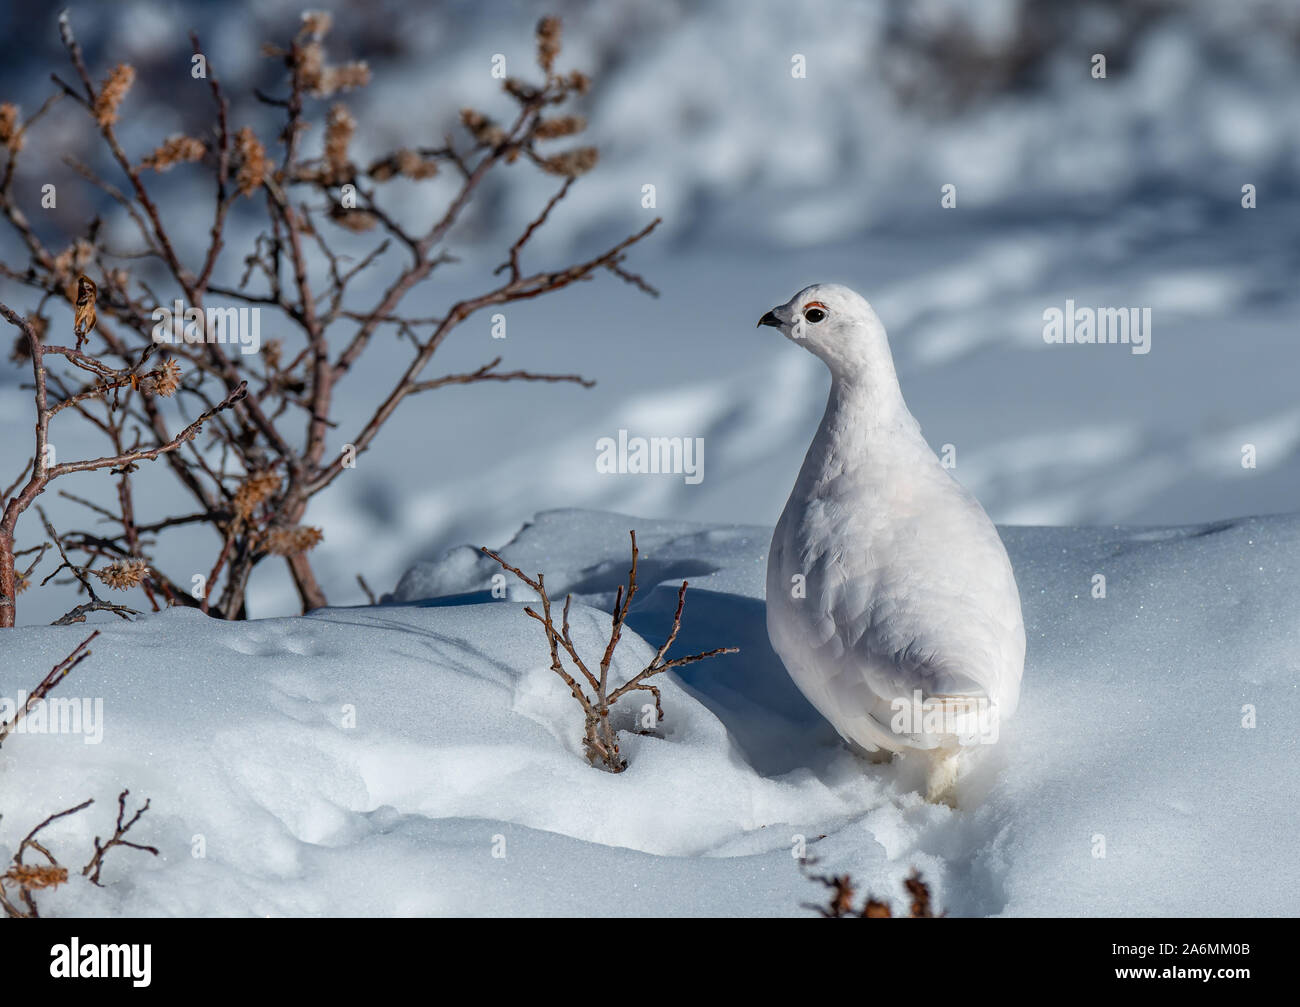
top-left (760, 283), bottom-right (1025, 805)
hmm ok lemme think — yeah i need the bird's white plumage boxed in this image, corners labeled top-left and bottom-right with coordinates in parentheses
top-left (761, 284), bottom-right (1025, 801)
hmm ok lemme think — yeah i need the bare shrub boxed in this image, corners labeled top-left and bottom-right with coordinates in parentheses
top-left (0, 12), bottom-right (658, 625)
top-left (0, 633), bottom-right (157, 918)
top-left (0, 791), bottom-right (157, 918)
top-left (802, 860), bottom-right (941, 918)
top-left (482, 530), bottom-right (738, 771)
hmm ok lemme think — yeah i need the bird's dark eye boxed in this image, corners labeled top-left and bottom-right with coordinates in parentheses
top-left (803, 307), bottom-right (826, 323)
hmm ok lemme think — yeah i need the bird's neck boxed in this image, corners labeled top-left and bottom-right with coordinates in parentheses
top-left (825, 353), bottom-right (913, 434)
top-left (799, 367), bottom-right (920, 488)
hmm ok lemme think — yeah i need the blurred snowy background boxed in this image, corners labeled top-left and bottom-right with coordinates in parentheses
top-left (1, 0), bottom-right (1297, 623)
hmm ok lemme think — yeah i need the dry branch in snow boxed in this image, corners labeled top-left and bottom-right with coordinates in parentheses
top-left (483, 530), bottom-right (738, 771)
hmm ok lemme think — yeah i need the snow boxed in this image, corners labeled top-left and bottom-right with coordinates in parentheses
top-left (3, 508), bottom-right (1296, 917)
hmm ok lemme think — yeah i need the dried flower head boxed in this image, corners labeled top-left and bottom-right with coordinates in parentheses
top-left (3, 863), bottom-right (68, 890)
top-left (51, 250), bottom-right (72, 281)
top-left (94, 64), bottom-right (135, 127)
top-left (534, 115), bottom-right (586, 140)
top-left (142, 135), bottom-right (206, 172)
top-left (327, 205), bottom-right (377, 232)
top-left (323, 103), bottom-right (354, 178)
top-left (233, 470), bottom-right (281, 520)
top-left (397, 148), bottom-right (438, 179)
top-left (234, 127), bottom-right (268, 197)
top-left (326, 61), bottom-right (370, 93)
top-left (264, 525), bottom-right (324, 556)
top-left (460, 108), bottom-right (505, 148)
top-left (368, 148), bottom-right (438, 181)
top-left (365, 158), bottom-right (395, 182)
top-left (537, 146), bottom-right (598, 177)
top-left (564, 70), bottom-right (591, 95)
top-left (52, 240), bottom-right (96, 299)
top-left (300, 10), bottom-right (333, 40)
top-left (94, 558), bottom-right (149, 591)
top-left (294, 39), bottom-right (369, 97)
top-left (536, 16), bottom-right (562, 74)
top-left (149, 358), bottom-right (182, 397)
top-left (295, 40), bottom-right (326, 92)
top-left (502, 79), bottom-right (540, 104)
top-left (0, 102), bottom-right (22, 151)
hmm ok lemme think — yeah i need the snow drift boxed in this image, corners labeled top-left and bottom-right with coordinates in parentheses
top-left (1, 508), bottom-right (1296, 917)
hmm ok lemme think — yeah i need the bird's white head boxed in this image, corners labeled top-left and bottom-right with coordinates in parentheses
top-left (757, 283), bottom-right (892, 381)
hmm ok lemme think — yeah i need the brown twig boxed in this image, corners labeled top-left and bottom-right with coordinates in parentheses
top-left (801, 860), bottom-right (941, 918)
top-left (482, 530), bottom-right (737, 771)
top-left (0, 630), bottom-right (98, 749)
top-left (82, 790), bottom-right (159, 886)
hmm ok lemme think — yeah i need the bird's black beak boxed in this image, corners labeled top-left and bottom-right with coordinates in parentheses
top-left (757, 309), bottom-right (782, 329)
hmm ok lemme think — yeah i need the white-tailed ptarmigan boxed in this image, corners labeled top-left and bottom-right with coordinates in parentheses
top-left (760, 283), bottom-right (1025, 805)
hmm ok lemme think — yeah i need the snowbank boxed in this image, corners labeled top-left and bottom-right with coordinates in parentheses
top-left (2, 508), bottom-right (1296, 916)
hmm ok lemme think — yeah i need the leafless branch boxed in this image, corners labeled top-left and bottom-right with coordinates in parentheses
top-left (82, 790), bottom-right (159, 886)
top-left (482, 530), bottom-right (736, 771)
top-left (1, 14), bottom-right (658, 625)
top-left (0, 630), bottom-right (98, 749)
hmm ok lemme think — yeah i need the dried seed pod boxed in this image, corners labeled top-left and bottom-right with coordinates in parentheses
top-left (534, 115), bottom-right (586, 140)
top-left (264, 525), bottom-right (324, 556)
top-left (233, 470), bottom-right (281, 520)
top-left (234, 127), bottom-right (268, 197)
top-left (460, 108), bottom-right (505, 147)
top-left (327, 205), bottom-right (377, 232)
top-left (536, 16), bottom-right (562, 73)
top-left (141, 135), bottom-right (206, 172)
top-left (94, 64), bottom-right (135, 127)
top-left (94, 558), bottom-right (149, 591)
top-left (150, 358), bottom-right (182, 397)
top-left (300, 10), bottom-right (333, 40)
top-left (537, 146), bottom-right (598, 177)
top-left (0, 102), bottom-right (22, 151)
top-left (323, 104), bottom-right (355, 179)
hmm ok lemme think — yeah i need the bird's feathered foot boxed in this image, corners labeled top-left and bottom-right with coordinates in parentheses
top-left (924, 746), bottom-right (967, 808)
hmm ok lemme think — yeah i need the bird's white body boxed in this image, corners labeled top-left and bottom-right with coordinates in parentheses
top-left (761, 284), bottom-right (1025, 803)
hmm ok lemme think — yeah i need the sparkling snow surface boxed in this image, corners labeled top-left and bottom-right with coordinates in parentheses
top-left (2, 509), bottom-right (1296, 917)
